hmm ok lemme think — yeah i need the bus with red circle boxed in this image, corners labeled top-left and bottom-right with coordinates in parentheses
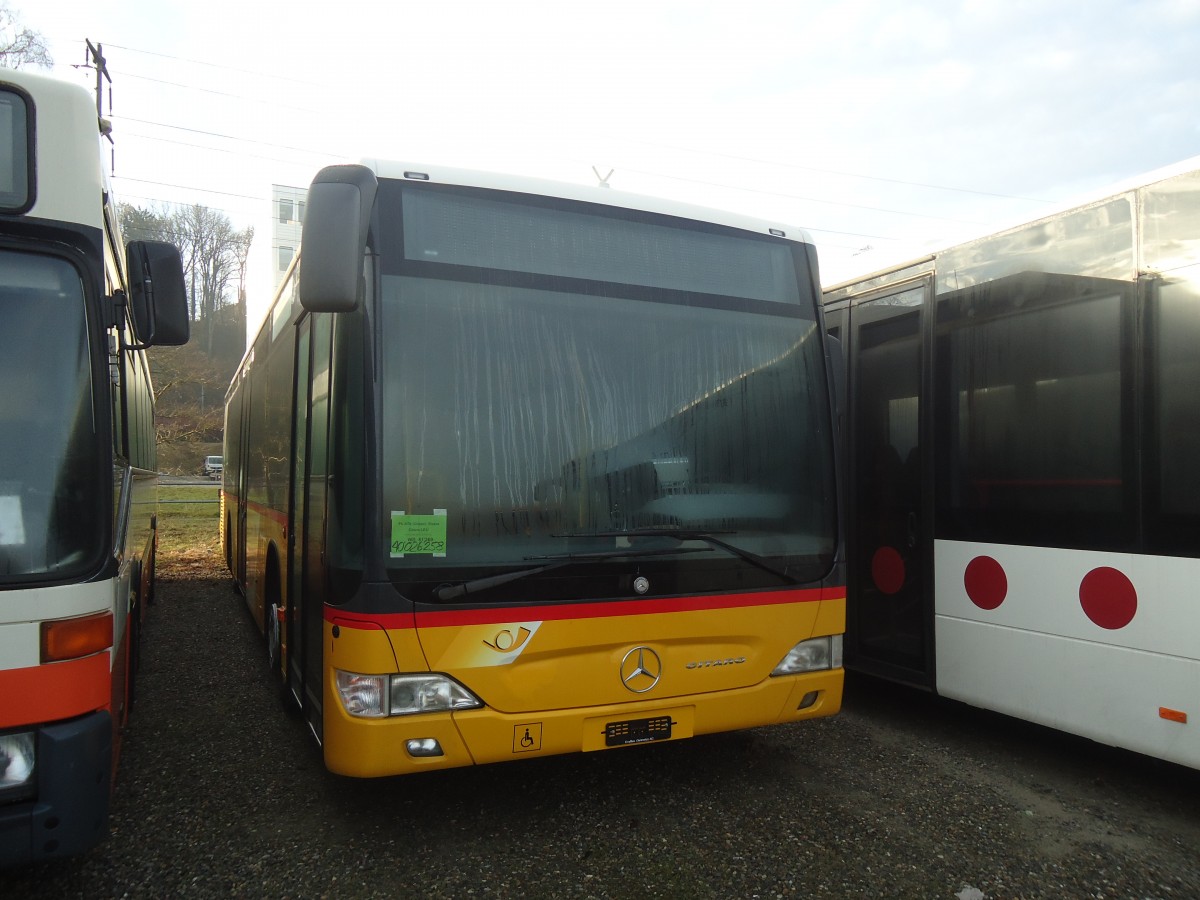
top-left (823, 157), bottom-right (1200, 768)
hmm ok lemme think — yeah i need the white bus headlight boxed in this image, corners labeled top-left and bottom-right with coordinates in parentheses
top-left (0, 731), bottom-right (36, 799)
top-left (334, 671), bottom-right (388, 718)
top-left (771, 635), bottom-right (843, 675)
top-left (335, 671), bottom-right (483, 718)
top-left (389, 674), bottom-right (482, 716)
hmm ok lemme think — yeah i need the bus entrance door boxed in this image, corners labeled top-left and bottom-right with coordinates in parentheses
top-left (286, 314), bottom-right (332, 736)
top-left (848, 282), bottom-right (933, 687)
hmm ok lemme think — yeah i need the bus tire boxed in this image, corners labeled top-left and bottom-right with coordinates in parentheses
top-left (127, 564), bottom-right (142, 718)
top-left (146, 519), bottom-right (157, 607)
top-left (267, 602), bottom-right (282, 676)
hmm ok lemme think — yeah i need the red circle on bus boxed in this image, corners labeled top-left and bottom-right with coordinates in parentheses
top-left (871, 546), bottom-right (905, 595)
top-left (964, 556), bottom-right (1007, 610)
top-left (1078, 567), bottom-right (1137, 630)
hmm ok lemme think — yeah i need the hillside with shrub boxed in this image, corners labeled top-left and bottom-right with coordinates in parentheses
top-left (121, 202), bottom-right (253, 474)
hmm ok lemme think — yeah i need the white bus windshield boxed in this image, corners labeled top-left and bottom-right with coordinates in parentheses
top-left (0, 250), bottom-right (101, 580)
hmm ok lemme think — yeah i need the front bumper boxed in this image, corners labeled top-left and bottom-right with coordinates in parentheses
top-left (0, 711), bottom-right (112, 867)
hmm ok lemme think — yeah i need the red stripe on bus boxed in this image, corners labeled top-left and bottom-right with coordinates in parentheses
top-left (222, 491), bottom-right (288, 527)
top-left (0, 654), bottom-right (112, 729)
top-left (326, 587), bottom-right (840, 631)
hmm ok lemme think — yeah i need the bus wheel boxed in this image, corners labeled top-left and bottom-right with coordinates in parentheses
top-left (146, 531), bottom-right (157, 606)
top-left (267, 602), bottom-right (282, 676)
top-left (128, 563), bottom-right (143, 713)
top-left (266, 603), bottom-right (299, 715)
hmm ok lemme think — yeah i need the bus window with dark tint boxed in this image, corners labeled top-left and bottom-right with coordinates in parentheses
top-left (823, 307), bottom-right (844, 345)
top-left (0, 88), bottom-right (31, 212)
top-left (396, 183), bottom-right (802, 306)
top-left (850, 286), bottom-right (926, 674)
top-left (0, 250), bottom-right (104, 580)
top-left (326, 309), bottom-right (365, 582)
top-left (934, 271), bottom-right (1134, 550)
top-left (1146, 264), bottom-right (1200, 555)
top-left (375, 182), bottom-right (836, 601)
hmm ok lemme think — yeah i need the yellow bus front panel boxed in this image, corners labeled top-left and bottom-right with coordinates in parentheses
top-left (321, 588), bottom-right (844, 777)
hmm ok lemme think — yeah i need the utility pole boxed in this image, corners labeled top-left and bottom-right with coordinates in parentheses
top-left (83, 40), bottom-right (114, 171)
top-left (84, 40), bottom-right (110, 118)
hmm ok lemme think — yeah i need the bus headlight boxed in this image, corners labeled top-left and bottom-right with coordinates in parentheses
top-left (334, 671), bottom-right (388, 718)
top-left (0, 731), bottom-right (36, 800)
top-left (389, 674), bottom-right (483, 716)
top-left (770, 635), bottom-right (843, 675)
top-left (335, 671), bottom-right (483, 718)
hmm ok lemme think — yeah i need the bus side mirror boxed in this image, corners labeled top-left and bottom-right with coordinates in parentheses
top-left (127, 240), bottom-right (190, 346)
top-left (299, 164), bottom-right (378, 313)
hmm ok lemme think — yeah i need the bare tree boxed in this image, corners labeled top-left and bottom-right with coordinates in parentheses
top-left (120, 201), bottom-right (254, 355)
top-left (118, 202), bottom-right (174, 244)
top-left (0, 3), bottom-right (52, 70)
top-left (170, 204), bottom-right (253, 359)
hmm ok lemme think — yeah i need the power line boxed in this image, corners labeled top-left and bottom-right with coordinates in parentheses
top-left (111, 114), bottom-right (347, 159)
top-left (614, 164), bottom-right (991, 226)
top-left (98, 40), bottom-right (1051, 210)
top-left (90, 41), bottom-right (1034, 243)
top-left (116, 129), bottom-right (330, 169)
top-left (620, 139), bottom-right (1058, 205)
top-left (100, 42), bottom-right (327, 90)
top-left (113, 69), bottom-right (333, 118)
top-left (113, 176), bottom-right (268, 204)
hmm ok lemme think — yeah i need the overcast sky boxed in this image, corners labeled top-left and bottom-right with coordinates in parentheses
top-left (20, 0), bottom-right (1200, 330)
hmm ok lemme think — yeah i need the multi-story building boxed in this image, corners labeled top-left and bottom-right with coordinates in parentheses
top-left (271, 184), bottom-right (306, 296)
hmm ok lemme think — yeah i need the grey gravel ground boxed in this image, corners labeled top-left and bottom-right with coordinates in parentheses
top-left (4, 550), bottom-right (1200, 899)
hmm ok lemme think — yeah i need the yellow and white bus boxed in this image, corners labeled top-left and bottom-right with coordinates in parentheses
top-left (0, 67), bottom-right (188, 864)
top-left (223, 161), bottom-right (844, 777)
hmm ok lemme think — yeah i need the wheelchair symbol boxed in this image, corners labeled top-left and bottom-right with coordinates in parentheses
top-left (513, 722), bottom-right (542, 753)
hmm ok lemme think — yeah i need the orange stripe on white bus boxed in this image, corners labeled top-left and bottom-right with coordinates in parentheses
top-left (0, 654), bottom-right (111, 729)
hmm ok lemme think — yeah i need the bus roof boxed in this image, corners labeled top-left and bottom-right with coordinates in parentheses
top-left (359, 158), bottom-right (815, 246)
top-left (0, 66), bottom-right (108, 232)
top-left (825, 154), bottom-right (1200, 295)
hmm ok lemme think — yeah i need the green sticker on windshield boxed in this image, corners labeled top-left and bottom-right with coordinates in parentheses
top-left (390, 509), bottom-right (447, 558)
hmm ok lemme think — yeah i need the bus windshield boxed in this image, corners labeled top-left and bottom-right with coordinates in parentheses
top-left (0, 249), bottom-right (102, 581)
top-left (376, 182), bottom-right (836, 599)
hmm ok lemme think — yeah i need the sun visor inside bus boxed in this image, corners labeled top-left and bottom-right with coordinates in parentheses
top-left (127, 240), bottom-right (190, 346)
top-left (299, 165), bottom-right (378, 313)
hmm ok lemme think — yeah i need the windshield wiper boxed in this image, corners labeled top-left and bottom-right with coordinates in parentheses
top-left (524, 546), bottom-right (712, 562)
top-left (432, 547), bottom-right (711, 602)
top-left (434, 561), bottom-right (569, 602)
top-left (556, 529), bottom-right (801, 585)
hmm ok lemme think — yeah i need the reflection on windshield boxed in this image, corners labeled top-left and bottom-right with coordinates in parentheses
top-left (380, 274), bottom-right (835, 579)
top-left (0, 250), bottom-right (100, 580)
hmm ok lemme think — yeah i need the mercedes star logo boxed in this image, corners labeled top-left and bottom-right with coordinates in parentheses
top-left (620, 646), bottom-right (662, 693)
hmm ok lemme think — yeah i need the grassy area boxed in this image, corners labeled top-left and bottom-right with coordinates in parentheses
top-left (157, 484), bottom-right (222, 573)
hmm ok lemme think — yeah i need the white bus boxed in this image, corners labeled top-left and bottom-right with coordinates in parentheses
top-left (823, 157), bottom-right (1200, 769)
top-left (0, 66), bottom-right (188, 864)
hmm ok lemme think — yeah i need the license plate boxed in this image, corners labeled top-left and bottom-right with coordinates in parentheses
top-left (605, 715), bottom-right (673, 747)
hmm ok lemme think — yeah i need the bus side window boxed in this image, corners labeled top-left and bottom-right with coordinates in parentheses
top-left (1147, 266), bottom-right (1200, 553)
